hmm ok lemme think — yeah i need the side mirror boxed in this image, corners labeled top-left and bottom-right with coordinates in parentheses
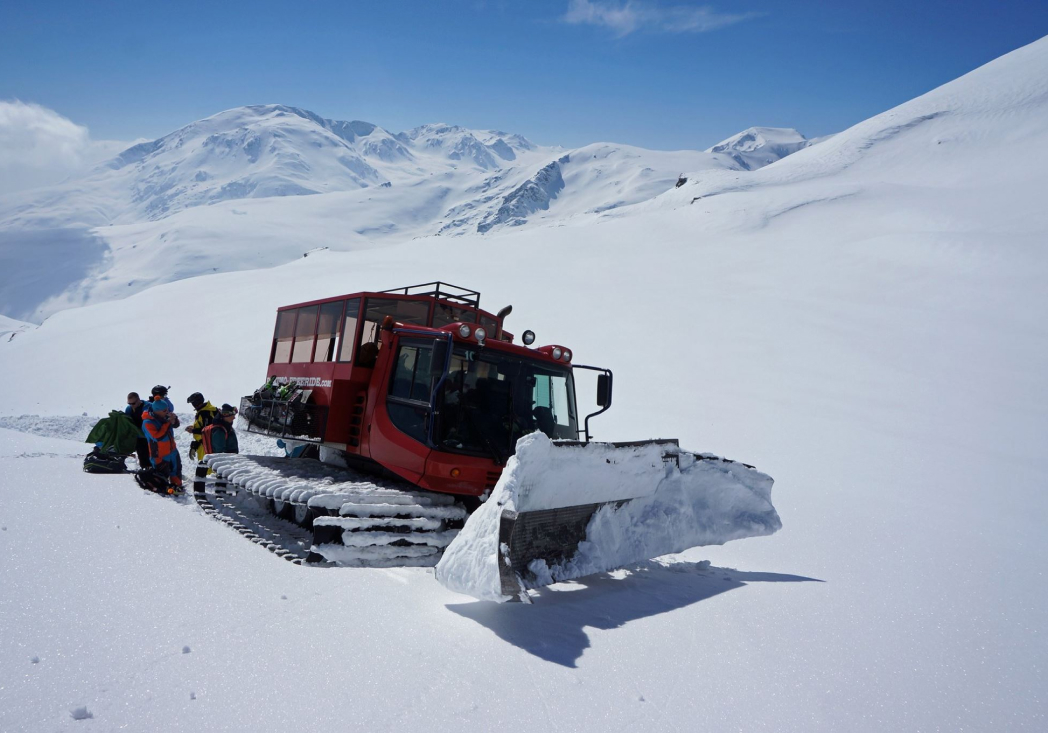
top-left (596, 373), bottom-right (611, 407)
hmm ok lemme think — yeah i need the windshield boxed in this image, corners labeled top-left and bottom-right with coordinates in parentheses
top-left (435, 345), bottom-right (577, 458)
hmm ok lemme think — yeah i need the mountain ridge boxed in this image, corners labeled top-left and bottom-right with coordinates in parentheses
top-left (0, 104), bottom-right (812, 322)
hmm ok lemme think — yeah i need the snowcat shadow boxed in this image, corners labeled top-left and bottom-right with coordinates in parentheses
top-left (445, 561), bottom-right (823, 668)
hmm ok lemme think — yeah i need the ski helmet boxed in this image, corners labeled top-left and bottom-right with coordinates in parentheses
top-left (152, 385), bottom-right (169, 398)
top-left (187, 392), bottom-right (205, 409)
top-left (218, 403), bottom-right (238, 417)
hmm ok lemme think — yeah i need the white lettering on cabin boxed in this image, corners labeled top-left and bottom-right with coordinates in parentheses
top-left (273, 376), bottom-right (332, 388)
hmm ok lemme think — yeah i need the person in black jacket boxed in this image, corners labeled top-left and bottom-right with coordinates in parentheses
top-left (124, 392), bottom-right (150, 468)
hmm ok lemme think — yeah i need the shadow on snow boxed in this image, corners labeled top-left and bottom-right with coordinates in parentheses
top-left (446, 560), bottom-right (823, 668)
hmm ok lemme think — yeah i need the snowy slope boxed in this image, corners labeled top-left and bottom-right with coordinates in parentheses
top-left (1, 36), bottom-right (1048, 733)
top-left (0, 107), bottom-right (807, 322)
top-left (474, 143), bottom-right (741, 232)
top-left (0, 313), bottom-right (33, 342)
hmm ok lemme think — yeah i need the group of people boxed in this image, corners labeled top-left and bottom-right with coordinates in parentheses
top-left (123, 385), bottom-right (240, 491)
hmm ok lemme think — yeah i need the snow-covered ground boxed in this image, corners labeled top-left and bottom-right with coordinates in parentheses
top-left (1, 35), bottom-right (1047, 732)
top-left (0, 313), bottom-right (33, 342)
top-left (5, 430), bottom-right (809, 732)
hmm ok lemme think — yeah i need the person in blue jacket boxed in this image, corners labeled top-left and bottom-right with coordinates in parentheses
top-left (203, 404), bottom-right (240, 455)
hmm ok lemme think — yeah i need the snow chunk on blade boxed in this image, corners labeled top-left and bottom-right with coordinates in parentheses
top-left (436, 432), bottom-right (780, 602)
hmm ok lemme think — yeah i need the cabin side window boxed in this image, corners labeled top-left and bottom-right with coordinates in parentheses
top-left (291, 306), bottom-right (318, 363)
top-left (338, 298), bottom-right (361, 363)
top-left (479, 313), bottom-right (498, 334)
top-left (432, 302), bottom-right (469, 328)
top-left (272, 309), bottom-right (297, 364)
top-left (357, 298), bottom-right (430, 367)
top-left (314, 301), bottom-right (344, 363)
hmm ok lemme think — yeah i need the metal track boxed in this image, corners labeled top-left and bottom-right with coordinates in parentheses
top-left (193, 457), bottom-right (468, 567)
top-left (191, 484), bottom-right (328, 565)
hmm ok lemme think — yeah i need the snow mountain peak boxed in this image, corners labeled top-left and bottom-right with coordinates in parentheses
top-left (0, 104), bottom-right (815, 322)
top-left (706, 127), bottom-right (811, 170)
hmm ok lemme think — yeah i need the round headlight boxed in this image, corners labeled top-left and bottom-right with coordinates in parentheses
top-left (563, 349), bottom-right (572, 362)
top-left (522, 330), bottom-right (536, 345)
top-left (474, 327), bottom-right (487, 342)
top-left (552, 347), bottom-right (563, 360)
top-left (457, 324), bottom-right (471, 339)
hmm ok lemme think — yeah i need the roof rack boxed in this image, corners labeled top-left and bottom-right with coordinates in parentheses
top-left (380, 282), bottom-right (481, 310)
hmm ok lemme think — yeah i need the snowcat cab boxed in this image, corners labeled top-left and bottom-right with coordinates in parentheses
top-left (195, 282), bottom-right (780, 600)
top-left (240, 282), bottom-right (610, 497)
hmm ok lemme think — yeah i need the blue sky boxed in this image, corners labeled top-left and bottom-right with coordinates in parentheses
top-left (1, 0), bottom-right (1046, 149)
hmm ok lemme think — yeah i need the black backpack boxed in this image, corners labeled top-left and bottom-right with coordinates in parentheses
top-left (83, 447), bottom-right (128, 474)
top-left (134, 467), bottom-right (179, 494)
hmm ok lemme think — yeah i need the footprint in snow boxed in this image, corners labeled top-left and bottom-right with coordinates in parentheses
top-left (70, 706), bottom-right (93, 720)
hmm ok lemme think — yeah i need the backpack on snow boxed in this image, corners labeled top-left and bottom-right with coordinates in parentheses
top-left (134, 467), bottom-right (178, 494)
top-left (83, 446), bottom-right (128, 474)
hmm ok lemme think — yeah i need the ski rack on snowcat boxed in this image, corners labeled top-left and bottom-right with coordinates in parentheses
top-left (380, 281), bottom-right (481, 311)
top-left (239, 395), bottom-right (328, 442)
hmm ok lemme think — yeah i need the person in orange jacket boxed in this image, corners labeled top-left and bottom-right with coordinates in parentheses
top-left (141, 399), bottom-right (183, 489)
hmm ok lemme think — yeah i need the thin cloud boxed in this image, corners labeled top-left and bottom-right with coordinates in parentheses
top-left (563, 0), bottom-right (756, 38)
top-left (0, 100), bottom-right (131, 196)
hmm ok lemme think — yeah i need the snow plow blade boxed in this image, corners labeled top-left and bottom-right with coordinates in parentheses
top-left (435, 432), bottom-right (780, 602)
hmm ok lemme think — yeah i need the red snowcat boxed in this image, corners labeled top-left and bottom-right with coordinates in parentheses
top-left (194, 282), bottom-right (780, 600)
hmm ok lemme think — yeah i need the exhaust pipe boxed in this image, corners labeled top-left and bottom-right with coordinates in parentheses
top-left (496, 305), bottom-right (512, 340)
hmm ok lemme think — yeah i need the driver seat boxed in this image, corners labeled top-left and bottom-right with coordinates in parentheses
top-left (533, 406), bottom-right (557, 438)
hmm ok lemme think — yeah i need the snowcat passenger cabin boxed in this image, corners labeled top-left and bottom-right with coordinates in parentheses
top-left (242, 283), bottom-right (611, 499)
